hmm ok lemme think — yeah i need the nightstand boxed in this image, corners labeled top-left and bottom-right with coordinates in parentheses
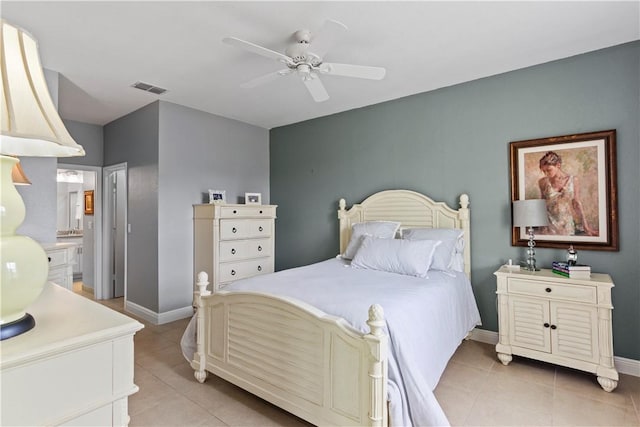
top-left (494, 266), bottom-right (618, 391)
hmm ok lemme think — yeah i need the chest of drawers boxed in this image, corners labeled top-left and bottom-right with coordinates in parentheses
top-left (194, 204), bottom-right (277, 292)
top-left (1, 283), bottom-right (143, 426)
top-left (494, 266), bottom-right (618, 391)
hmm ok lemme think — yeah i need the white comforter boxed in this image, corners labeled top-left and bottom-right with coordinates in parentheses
top-left (182, 257), bottom-right (481, 427)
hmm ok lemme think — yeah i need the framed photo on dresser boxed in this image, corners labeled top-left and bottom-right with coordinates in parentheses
top-left (208, 189), bottom-right (226, 204)
top-left (245, 192), bottom-right (262, 205)
top-left (509, 129), bottom-right (618, 251)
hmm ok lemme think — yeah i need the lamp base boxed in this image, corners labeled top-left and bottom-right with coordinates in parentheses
top-left (0, 313), bottom-right (36, 340)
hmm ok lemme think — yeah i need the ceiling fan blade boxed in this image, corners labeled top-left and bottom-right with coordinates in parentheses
top-left (240, 69), bottom-right (292, 89)
top-left (308, 19), bottom-right (348, 59)
top-left (302, 75), bottom-right (329, 102)
top-left (322, 63), bottom-right (386, 80)
top-left (223, 37), bottom-right (292, 64)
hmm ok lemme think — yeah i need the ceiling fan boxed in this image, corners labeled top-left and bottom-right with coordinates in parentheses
top-left (222, 19), bottom-right (386, 102)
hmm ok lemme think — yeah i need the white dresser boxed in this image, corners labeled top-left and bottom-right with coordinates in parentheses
top-left (42, 242), bottom-right (78, 290)
top-left (495, 266), bottom-right (618, 391)
top-left (194, 204), bottom-right (277, 292)
top-left (0, 283), bottom-right (144, 426)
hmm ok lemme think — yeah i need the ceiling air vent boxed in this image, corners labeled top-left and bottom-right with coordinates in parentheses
top-left (132, 81), bottom-right (167, 95)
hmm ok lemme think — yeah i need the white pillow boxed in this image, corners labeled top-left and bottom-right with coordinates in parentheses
top-left (351, 235), bottom-right (441, 278)
top-left (402, 228), bottom-right (465, 271)
top-left (450, 252), bottom-right (465, 273)
top-left (343, 221), bottom-right (401, 260)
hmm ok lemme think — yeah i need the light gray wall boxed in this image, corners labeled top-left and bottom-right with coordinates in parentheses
top-left (270, 41), bottom-right (640, 360)
top-left (157, 101), bottom-right (269, 312)
top-left (104, 102), bottom-right (160, 312)
top-left (102, 100), bottom-right (269, 315)
top-left (61, 119), bottom-right (104, 166)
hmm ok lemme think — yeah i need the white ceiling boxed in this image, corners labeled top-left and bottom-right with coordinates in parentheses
top-left (2, 1), bottom-right (639, 129)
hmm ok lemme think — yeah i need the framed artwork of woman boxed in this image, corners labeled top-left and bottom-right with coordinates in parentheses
top-left (510, 130), bottom-right (618, 251)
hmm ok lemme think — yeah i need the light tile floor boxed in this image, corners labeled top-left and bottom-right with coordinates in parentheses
top-left (77, 285), bottom-right (639, 426)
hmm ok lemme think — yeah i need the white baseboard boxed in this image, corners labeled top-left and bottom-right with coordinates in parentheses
top-left (124, 301), bottom-right (193, 325)
top-left (470, 328), bottom-right (640, 377)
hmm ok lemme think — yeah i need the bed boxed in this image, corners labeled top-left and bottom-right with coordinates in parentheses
top-left (182, 189), bottom-right (480, 426)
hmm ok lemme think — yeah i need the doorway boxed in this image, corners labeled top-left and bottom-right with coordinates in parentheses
top-left (56, 164), bottom-right (102, 299)
top-left (103, 163), bottom-right (127, 300)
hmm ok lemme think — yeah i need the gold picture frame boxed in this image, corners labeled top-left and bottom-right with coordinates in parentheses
top-left (84, 190), bottom-right (94, 215)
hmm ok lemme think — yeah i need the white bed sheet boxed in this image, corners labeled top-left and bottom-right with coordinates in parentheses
top-left (182, 257), bottom-right (481, 427)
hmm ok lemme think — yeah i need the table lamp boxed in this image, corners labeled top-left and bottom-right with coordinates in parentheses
top-left (513, 199), bottom-right (549, 271)
top-left (0, 20), bottom-right (85, 340)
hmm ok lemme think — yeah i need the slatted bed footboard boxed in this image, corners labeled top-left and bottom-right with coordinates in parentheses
top-left (191, 279), bottom-right (388, 427)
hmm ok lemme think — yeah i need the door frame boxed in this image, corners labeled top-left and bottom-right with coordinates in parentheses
top-left (57, 163), bottom-right (103, 299)
top-left (102, 163), bottom-right (128, 301)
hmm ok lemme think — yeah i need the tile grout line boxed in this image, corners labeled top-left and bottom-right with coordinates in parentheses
top-left (631, 392), bottom-right (640, 422)
top-left (460, 360), bottom-right (494, 426)
top-left (138, 333), bottom-right (233, 426)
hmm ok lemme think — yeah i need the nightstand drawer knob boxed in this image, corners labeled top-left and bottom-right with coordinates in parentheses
top-left (257, 265), bottom-right (262, 272)
top-left (48, 257), bottom-right (52, 262)
top-left (231, 248), bottom-right (236, 255)
top-left (257, 245), bottom-right (262, 252)
top-left (231, 270), bottom-right (236, 276)
top-left (545, 287), bottom-right (552, 293)
top-left (258, 226), bottom-right (263, 232)
top-left (233, 210), bottom-right (237, 214)
top-left (232, 227), bottom-right (237, 233)
top-left (544, 323), bottom-right (550, 328)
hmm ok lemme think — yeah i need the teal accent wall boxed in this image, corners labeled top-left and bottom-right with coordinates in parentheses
top-left (270, 41), bottom-right (640, 360)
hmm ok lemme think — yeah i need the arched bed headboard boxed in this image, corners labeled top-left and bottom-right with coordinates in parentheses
top-left (337, 190), bottom-right (471, 279)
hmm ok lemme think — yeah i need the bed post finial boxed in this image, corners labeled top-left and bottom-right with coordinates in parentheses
top-left (197, 271), bottom-right (211, 296)
top-left (367, 304), bottom-right (385, 337)
top-left (459, 193), bottom-right (469, 209)
top-left (339, 198), bottom-right (346, 211)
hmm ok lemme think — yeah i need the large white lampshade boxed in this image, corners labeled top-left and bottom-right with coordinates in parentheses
top-left (0, 20), bottom-right (85, 340)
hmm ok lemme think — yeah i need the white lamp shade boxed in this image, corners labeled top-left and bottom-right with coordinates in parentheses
top-left (513, 199), bottom-right (549, 227)
top-left (0, 20), bottom-right (85, 157)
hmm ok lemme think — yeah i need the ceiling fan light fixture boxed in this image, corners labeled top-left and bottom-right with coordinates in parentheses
top-left (285, 43), bottom-right (309, 63)
top-left (223, 19), bottom-right (385, 102)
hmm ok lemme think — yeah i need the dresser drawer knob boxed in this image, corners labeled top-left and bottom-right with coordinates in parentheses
top-left (233, 210), bottom-right (237, 214)
top-left (257, 245), bottom-right (262, 252)
top-left (232, 227), bottom-right (237, 233)
top-left (544, 323), bottom-right (550, 328)
top-left (550, 324), bottom-right (557, 330)
top-left (231, 248), bottom-right (236, 255)
top-left (257, 265), bottom-right (262, 272)
top-left (258, 226), bottom-right (263, 232)
top-left (48, 257), bottom-right (52, 262)
top-left (545, 287), bottom-right (552, 293)
top-left (231, 270), bottom-right (236, 276)
top-left (259, 210), bottom-right (263, 214)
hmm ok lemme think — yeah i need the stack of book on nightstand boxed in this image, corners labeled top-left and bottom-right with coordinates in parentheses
top-left (552, 261), bottom-right (591, 279)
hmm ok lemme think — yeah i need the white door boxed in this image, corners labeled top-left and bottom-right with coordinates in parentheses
top-left (103, 163), bottom-right (127, 300)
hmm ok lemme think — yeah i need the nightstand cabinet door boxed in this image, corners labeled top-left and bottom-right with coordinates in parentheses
top-left (551, 301), bottom-right (599, 363)
top-left (508, 296), bottom-right (551, 353)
